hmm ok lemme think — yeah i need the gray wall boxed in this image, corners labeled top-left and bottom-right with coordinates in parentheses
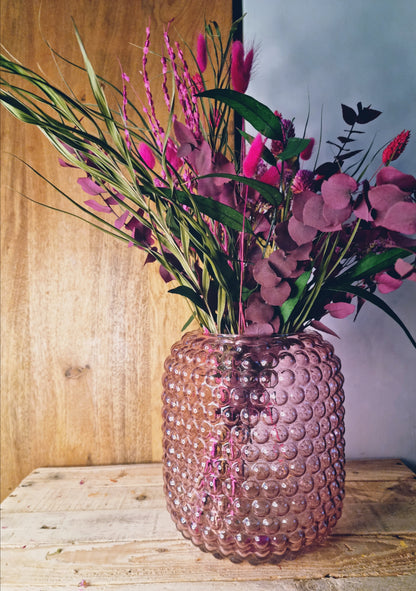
top-left (243, 0), bottom-right (416, 468)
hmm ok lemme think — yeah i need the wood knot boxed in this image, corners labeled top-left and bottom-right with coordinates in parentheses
top-left (64, 365), bottom-right (90, 379)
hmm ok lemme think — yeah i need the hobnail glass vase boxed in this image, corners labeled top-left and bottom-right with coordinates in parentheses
top-left (161, 330), bottom-right (345, 563)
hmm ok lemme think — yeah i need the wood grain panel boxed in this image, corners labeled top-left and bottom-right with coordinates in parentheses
top-left (0, 0), bottom-right (236, 500)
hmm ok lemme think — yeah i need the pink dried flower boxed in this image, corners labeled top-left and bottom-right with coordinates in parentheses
top-left (281, 118), bottom-right (295, 140)
top-left (77, 177), bottom-right (104, 196)
top-left (126, 212), bottom-right (154, 248)
top-left (300, 138), bottom-right (315, 160)
top-left (160, 56), bottom-right (171, 109)
top-left (355, 168), bottom-right (416, 234)
top-left (243, 133), bottom-right (264, 177)
top-left (192, 72), bottom-right (204, 93)
top-left (142, 27), bottom-right (165, 150)
top-left (84, 199), bottom-right (112, 213)
top-left (324, 302), bottom-right (355, 319)
top-left (291, 169), bottom-right (314, 194)
top-left (138, 143), bottom-right (156, 169)
top-left (114, 210), bottom-right (129, 230)
top-left (196, 34), bottom-right (207, 73)
top-left (382, 130), bottom-right (410, 164)
top-left (252, 250), bottom-right (298, 307)
top-left (259, 165), bottom-right (279, 186)
top-left (175, 42), bottom-right (200, 134)
top-left (245, 293), bottom-right (274, 324)
top-left (291, 173), bottom-right (356, 235)
top-left (271, 139), bottom-right (284, 157)
top-left (395, 258), bottom-right (416, 281)
top-left (231, 41), bottom-right (254, 93)
top-left (375, 272), bottom-right (403, 294)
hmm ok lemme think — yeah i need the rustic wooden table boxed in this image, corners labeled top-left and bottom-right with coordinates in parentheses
top-left (1, 460), bottom-right (415, 590)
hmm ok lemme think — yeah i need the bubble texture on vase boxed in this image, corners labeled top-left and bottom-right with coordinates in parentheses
top-left (162, 330), bottom-right (345, 563)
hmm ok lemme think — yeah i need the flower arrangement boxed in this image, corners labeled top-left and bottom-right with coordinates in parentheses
top-left (1, 19), bottom-right (415, 344)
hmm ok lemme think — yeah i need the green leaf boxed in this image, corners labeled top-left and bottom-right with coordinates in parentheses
top-left (216, 287), bottom-right (227, 331)
top-left (280, 270), bottom-right (312, 323)
top-left (339, 248), bottom-right (411, 282)
top-left (175, 190), bottom-right (253, 232)
top-left (72, 22), bottom-right (125, 153)
top-left (278, 137), bottom-right (311, 161)
top-left (198, 89), bottom-right (283, 140)
top-left (0, 92), bottom-right (42, 124)
top-left (241, 286), bottom-right (256, 302)
top-left (168, 286), bottom-right (207, 311)
top-left (195, 173), bottom-right (283, 208)
top-left (326, 283), bottom-right (416, 349)
top-left (181, 313), bottom-right (196, 332)
top-left (165, 206), bottom-right (181, 238)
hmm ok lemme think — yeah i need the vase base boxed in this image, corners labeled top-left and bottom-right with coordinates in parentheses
top-left (184, 534), bottom-right (331, 564)
top-left (170, 507), bottom-right (340, 564)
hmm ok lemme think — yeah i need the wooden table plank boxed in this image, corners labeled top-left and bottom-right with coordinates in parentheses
top-left (1, 461), bottom-right (415, 590)
top-left (345, 458), bottom-right (415, 481)
top-left (1, 583), bottom-right (414, 591)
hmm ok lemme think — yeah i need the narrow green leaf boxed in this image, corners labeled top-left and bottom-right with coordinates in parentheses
top-left (280, 270), bottom-right (312, 323)
top-left (195, 173), bottom-right (283, 208)
top-left (168, 286), bottom-right (207, 311)
top-left (72, 22), bottom-right (125, 153)
top-left (241, 286), bottom-right (256, 302)
top-left (0, 92), bottom-right (42, 124)
top-left (175, 190), bottom-right (253, 233)
top-left (339, 248), bottom-right (411, 283)
top-left (165, 206), bottom-right (181, 238)
top-left (198, 89), bottom-right (283, 140)
top-left (181, 313), bottom-right (196, 332)
top-left (216, 287), bottom-right (227, 332)
top-left (140, 185), bottom-right (251, 234)
top-left (327, 284), bottom-right (416, 349)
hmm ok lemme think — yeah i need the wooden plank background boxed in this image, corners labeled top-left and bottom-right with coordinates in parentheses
top-left (0, 0), bottom-right (235, 501)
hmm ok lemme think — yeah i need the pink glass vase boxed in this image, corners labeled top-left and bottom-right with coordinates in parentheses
top-left (161, 330), bottom-right (345, 563)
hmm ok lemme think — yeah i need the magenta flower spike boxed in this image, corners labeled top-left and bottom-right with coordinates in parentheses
top-left (142, 26), bottom-right (165, 150)
top-left (231, 40), bottom-right (254, 93)
top-left (243, 133), bottom-right (264, 177)
top-left (259, 165), bottom-right (280, 186)
top-left (196, 34), bottom-right (207, 73)
top-left (300, 138), bottom-right (315, 160)
top-left (382, 130), bottom-right (410, 164)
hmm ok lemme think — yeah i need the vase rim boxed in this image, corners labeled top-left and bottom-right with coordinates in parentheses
top-left (192, 328), bottom-right (320, 340)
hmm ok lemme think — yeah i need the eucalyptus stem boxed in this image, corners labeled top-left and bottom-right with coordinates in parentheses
top-left (291, 234), bottom-right (339, 331)
top-left (327, 219), bottom-right (361, 279)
